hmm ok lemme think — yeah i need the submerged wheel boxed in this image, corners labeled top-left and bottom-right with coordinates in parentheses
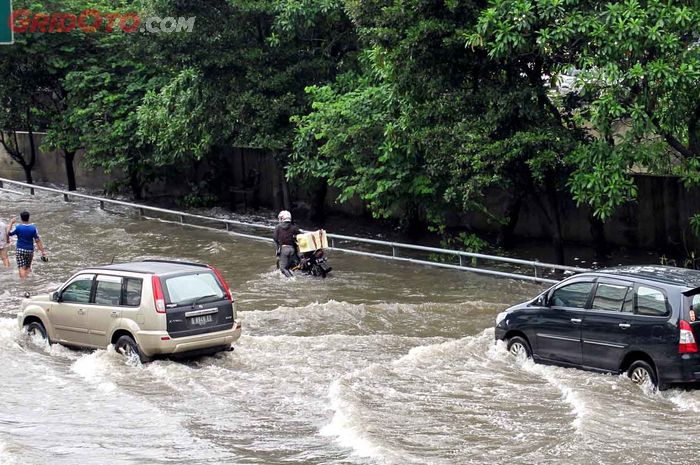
top-left (114, 335), bottom-right (150, 363)
top-left (627, 360), bottom-right (659, 388)
top-left (506, 336), bottom-right (532, 358)
top-left (24, 321), bottom-right (48, 342)
top-left (311, 265), bottom-right (326, 277)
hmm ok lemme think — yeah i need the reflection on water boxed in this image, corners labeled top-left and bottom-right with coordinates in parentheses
top-left (2, 191), bottom-right (700, 465)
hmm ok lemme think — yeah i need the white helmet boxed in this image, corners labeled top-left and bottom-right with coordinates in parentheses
top-left (278, 210), bottom-right (292, 222)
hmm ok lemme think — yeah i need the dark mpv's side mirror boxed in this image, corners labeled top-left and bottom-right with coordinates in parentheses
top-left (534, 294), bottom-right (547, 307)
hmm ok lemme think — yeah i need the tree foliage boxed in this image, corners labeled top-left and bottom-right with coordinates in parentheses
top-left (290, 0), bottom-right (576, 249)
top-left (470, 0), bottom-right (700, 219)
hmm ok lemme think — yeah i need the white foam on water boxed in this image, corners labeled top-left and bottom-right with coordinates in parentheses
top-left (515, 356), bottom-right (588, 430)
top-left (0, 437), bottom-right (22, 465)
top-left (0, 318), bottom-right (19, 345)
top-left (241, 300), bottom-right (366, 329)
top-left (202, 241), bottom-right (227, 254)
top-left (319, 335), bottom-right (477, 464)
top-left (482, 331), bottom-right (592, 431)
top-left (70, 349), bottom-right (120, 393)
top-left (664, 389), bottom-right (700, 412)
top-left (259, 269), bottom-right (295, 280)
top-left (321, 378), bottom-right (390, 462)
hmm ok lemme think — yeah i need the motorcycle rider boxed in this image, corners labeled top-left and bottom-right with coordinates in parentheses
top-left (274, 210), bottom-right (300, 277)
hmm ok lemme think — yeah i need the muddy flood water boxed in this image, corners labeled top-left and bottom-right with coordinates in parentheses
top-left (2, 190), bottom-right (700, 465)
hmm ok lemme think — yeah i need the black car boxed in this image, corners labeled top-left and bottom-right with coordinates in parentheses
top-left (495, 266), bottom-right (700, 389)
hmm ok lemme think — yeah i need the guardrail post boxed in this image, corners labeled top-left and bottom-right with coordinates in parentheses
top-left (180, 215), bottom-right (185, 224)
top-left (392, 246), bottom-right (398, 257)
top-left (533, 262), bottom-right (540, 281)
top-left (138, 207), bottom-right (144, 217)
top-left (225, 222), bottom-right (232, 231)
top-left (30, 187), bottom-right (35, 195)
top-left (63, 193), bottom-right (69, 202)
top-left (99, 200), bottom-right (104, 210)
top-left (0, 180), bottom-right (3, 188)
top-left (331, 238), bottom-right (335, 248)
top-left (459, 255), bottom-right (465, 267)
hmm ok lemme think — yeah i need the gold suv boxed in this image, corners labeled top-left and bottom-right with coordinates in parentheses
top-left (18, 260), bottom-right (242, 362)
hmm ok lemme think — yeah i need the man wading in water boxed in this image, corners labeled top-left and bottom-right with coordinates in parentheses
top-left (274, 210), bottom-right (300, 278)
top-left (8, 211), bottom-right (47, 279)
top-left (0, 217), bottom-right (9, 268)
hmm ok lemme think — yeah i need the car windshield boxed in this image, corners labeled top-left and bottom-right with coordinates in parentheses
top-left (164, 272), bottom-right (224, 306)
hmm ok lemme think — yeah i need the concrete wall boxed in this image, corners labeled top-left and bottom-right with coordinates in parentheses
top-left (461, 174), bottom-right (700, 251)
top-left (0, 132), bottom-right (112, 189)
top-left (2, 132), bottom-right (697, 251)
top-left (0, 133), bottom-right (366, 216)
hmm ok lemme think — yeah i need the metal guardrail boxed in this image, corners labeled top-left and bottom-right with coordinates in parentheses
top-left (0, 177), bottom-right (589, 284)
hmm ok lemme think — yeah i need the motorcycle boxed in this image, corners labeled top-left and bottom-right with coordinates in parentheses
top-left (294, 249), bottom-right (332, 278)
top-left (277, 229), bottom-right (333, 278)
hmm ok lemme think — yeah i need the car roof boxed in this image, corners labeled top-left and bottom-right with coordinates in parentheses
top-left (582, 265), bottom-right (700, 289)
top-left (90, 260), bottom-right (210, 276)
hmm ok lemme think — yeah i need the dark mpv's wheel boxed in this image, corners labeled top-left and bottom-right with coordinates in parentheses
top-left (115, 335), bottom-right (150, 363)
top-left (627, 360), bottom-right (658, 388)
top-left (506, 336), bottom-right (532, 358)
top-left (24, 321), bottom-right (48, 342)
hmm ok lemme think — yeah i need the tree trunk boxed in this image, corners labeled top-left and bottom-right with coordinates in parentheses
top-left (64, 150), bottom-right (77, 191)
top-left (128, 167), bottom-right (142, 200)
top-left (529, 175), bottom-right (566, 266)
top-left (309, 179), bottom-right (328, 222)
top-left (270, 160), bottom-right (284, 212)
top-left (497, 194), bottom-right (523, 249)
top-left (26, 125), bottom-right (37, 174)
top-left (272, 154), bottom-right (292, 211)
top-left (589, 212), bottom-right (609, 261)
top-left (0, 130), bottom-right (34, 184)
top-left (281, 171), bottom-right (292, 211)
top-left (545, 183), bottom-right (565, 266)
top-left (23, 165), bottom-right (33, 184)
top-left (532, 177), bottom-right (566, 266)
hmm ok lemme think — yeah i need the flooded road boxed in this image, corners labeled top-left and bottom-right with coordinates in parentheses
top-left (2, 190), bottom-right (700, 465)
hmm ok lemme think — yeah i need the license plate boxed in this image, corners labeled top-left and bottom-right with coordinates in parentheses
top-left (190, 315), bottom-right (214, 326)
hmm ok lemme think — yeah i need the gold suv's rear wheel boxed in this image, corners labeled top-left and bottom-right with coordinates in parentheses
top-left (114, 335), bottom-right (151, 363)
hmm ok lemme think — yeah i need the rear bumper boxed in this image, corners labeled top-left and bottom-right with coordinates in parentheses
top-left (137, 322), bottom-right (242, 357)
top-left (665, 353), bottom-right (700, 384)
top-left (646, 353), bottom-right (700, 386)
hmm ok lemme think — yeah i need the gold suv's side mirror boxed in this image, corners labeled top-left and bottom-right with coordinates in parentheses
top-left (51, 291), bottom-right (60, 302)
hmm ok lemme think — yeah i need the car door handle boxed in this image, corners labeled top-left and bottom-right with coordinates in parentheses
top-left (570, 318), bottom-right (582, 324)
top-left (618, 323), bottom-right (631, 329)
top-left (77, 309), bottom-right (85, 315)
top-left (111, 311), bottom-right (119, 319)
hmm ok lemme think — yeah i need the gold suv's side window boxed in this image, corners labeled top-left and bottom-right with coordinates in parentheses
top-left (95, 275), bottom-right (123, 306)
top-left (62, 275), bottom-right (95, 303)
top-left (124, 278), bottom-right (143, 306)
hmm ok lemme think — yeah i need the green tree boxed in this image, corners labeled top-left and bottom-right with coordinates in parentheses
top-left (469, 0), bottom-right (700, 221)
top-left (137, 0), bottom-right (356, 162)
top-left (290, 0), bottom-right (578, 261)
top-left (63, 33), bottom-right (167, 198)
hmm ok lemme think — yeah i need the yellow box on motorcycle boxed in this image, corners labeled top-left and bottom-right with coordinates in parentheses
top-left (296, 230), bottom-right (329, 253)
